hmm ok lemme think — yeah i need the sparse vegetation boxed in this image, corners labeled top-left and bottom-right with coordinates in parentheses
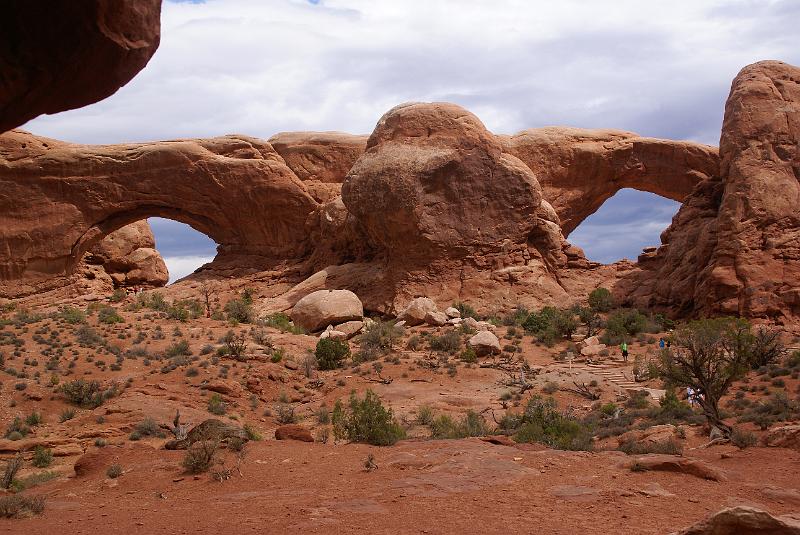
top-left (0, 494), bottom-right (45, 518)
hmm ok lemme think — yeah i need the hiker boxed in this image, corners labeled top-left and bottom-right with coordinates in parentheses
top-left (658, 337), bottom-right (665, 349)
top-left (620, 341), bottom-right (628, 362)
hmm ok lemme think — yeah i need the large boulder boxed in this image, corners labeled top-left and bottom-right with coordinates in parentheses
top-left (0, 0), bottom-right (162, 132)
top-left (671, 506), bottom-right (800, 535)
top-left (290, 289), bottom-right (363, 332)
top-left (398, 297), bottom-right (438, 326)
top-left (764, 425), bottom-right (800, 451)
top-left (468, 330), bottom-right (501, 356)
top-left (84, 220), bottom-right (169, 288)
top-left (274, 424), bottom-right (314, 443)
top-left (342, 102), bottom-right (542, 267)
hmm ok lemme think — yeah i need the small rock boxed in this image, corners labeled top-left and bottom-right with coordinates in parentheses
top-left (274, 425), bottom-right (314, 442)
top-left (468, 330), bottom-right (501, 356)
top-left (445, 307), bottom-right (461, 318)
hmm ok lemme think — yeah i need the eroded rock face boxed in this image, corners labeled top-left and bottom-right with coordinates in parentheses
top-left (269, 131), bottom-right (368, 203)
top-left (498, 127), bottom-right (719, 235)
top-left (0, 130), bottom-right (318, 297)
top-left (624, 61), bottom-right (800, 322)
top-left (85, 221), bottom-right (169, 288)
top-left (0, 0), bottom-right (162, 132)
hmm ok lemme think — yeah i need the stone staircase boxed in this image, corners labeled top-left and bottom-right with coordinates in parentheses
top-left (565, 361), bottom-right (665, 401)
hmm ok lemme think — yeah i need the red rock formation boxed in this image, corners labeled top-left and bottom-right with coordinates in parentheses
top-left (624, 61), bottom-right (800, 322)
top-left (0, 0), bottom-right (162, 133)
top-left (269, 132), bottom-right (368, 203)
top-left (0, 130), bottom-right (318, 298)
top-left (85, 220), bottom-right (169, 288)
top-left (498, 128), bottom-right (719, 235)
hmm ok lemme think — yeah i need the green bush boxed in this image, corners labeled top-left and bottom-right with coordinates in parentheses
top-left (453, 302), bottom-right (479, 319)
top-left (602, 308), bottom-right (647, 343)
top-left (32, 446), bottom-right (53, 468)
top-left (60, 379), bottom-right (118, 408)
top-left (208, 393), bottom-right (226, 415)
top-left (4, 418), bottom-right (30, 439)
top-left (166, 339), bottom-right (191, 358)
top-left (332, 390), bottom-right (405, 446)
top-left (356, 320), bottom-right (403, 360)
top-left (588, 287), bottom-right (614, 312)
top-left (428, 331), bottom-right (461, 354)
top-left (429, 410), bottom-right (488, 439)
top-left (260, 313), bottom-right (304, 334)
top-left (58, 306), bottom-right (86, 325)
top-left (224, 295), bottom-right (254, 324)
top-left (97, 305), bottom-right (123, 325)
top-left (316, 338), bottom-right (350, 370)
top-left (509, 396), bottom-right (593, 451)
top-left (75, 325), bottom-right (105, 347)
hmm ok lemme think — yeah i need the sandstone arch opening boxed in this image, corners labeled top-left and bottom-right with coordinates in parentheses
top-left (148, 218), bottom-right (218, 284)
top-left (566, 188), bottom-right (680, 264)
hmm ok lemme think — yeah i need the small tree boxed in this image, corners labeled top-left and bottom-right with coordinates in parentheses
top-left (577, 306), bottom-right (601, 336)
top-left (659, 318), bottom-right (753, 436)
top-left (749, 326), bottom-right (785, 368)
top-left (588, 287), bottom-right (614, 312)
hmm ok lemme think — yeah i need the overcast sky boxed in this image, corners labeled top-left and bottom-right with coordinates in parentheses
top-left (23, 0), bottom-right (800, 281)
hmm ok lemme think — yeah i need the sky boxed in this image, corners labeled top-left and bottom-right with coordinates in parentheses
top-left (22, 0), bottom-right (800, 282)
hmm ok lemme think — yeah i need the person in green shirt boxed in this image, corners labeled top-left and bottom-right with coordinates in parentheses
top-left (620, 341), bottom-right (628, 362)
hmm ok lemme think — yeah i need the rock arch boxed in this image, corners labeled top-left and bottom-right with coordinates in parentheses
top-left (0, 130), bottom-right (319, 293)
top-left (498, 128), bottom-right (719, 235)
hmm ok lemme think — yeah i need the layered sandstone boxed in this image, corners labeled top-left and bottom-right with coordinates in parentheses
top-left (269, 132), bottom-right (368, 203)
top-left (0, 0), bottom-right (162, 133)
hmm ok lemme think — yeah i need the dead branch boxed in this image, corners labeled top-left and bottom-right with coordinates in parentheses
top-left (560, 381), bottom-right (600, 401)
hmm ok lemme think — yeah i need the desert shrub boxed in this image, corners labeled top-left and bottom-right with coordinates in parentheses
top-left (132, 417), bottom-right (166, 439)
top-left (207, 393), bottom-right (226, 415)
top-left (1, 454), bottom-right (22, 489)
top-left (106, 464), bottom-right (123, 478)
top-left (75, 325), bottom-right (105, 348)
top-left (316, 338), bottom-right (350, 370)
top-left (416, 405), bottom-right (435, 426)
top-left (58, 306), bottom-right (86, 325)
top-left (618, 438), bottom-right (682, 455)
top-left (243, 423), bottom-right (263, 441)
top-left (260, 313), bottom-right (304, 334)
top-left (224, 294), bottom-right (253, 324)
top-left (97, 305), bottom-right (123, 325)
top-left (356, 320), bottom-right (403, 361)
top-left (730, 427), bottom-right (757, 449)
top-left (406, 335), bottom-right (421, 351)
top-left (182, 440), bottom-right (219, 474)
top-left (0, 494), bottom-right (45, 518)
top-left (577, 306), bottom-right (602, 336)
top-left (32, 446), bottom-right (53, 468)
top-left (737, 392), bottom-right (799, 430)
top-left (25, 412), bottom-right (42, 427)
top-left (542, 381), bottom-right (559, 394)
top-left (332, 390), bottom-right (405, 446)
top-left (453, 302), bottom-right (479, 319)
top-left (429, 410), bottom-right (488, 439)
top-left (509, 396), bottom-right (593, 451)
top-left (275, 403), bottom-right (297, 424)
top-left (428, 331), bottom-right (461, 354)
top-left (166, 339), bottom-right (191, 358)
top-left (459, 346), bottom-right (477, 363)
top-left (109, 288), bottom-right (127, 303)
top-left (316, 404), bottom-right (331, 425)
top-left (502, 306), bottom-right (530, 327)
top-left (222, 330), bottom-right (248, 361)
top-left (522, 306), bottom-right (557, 335)
top-left (59, 408), bottom-right (76, 422)
top-left (646, 389), bottom-right (697, 424)
top-left (588, 287), bottom-right (614, 312)
top-left (749, 326), bottom-right (785, 369)
top-left (60, 379), bottom-right (118, 408)
top-left (4, 417), bottom-right (29, 439)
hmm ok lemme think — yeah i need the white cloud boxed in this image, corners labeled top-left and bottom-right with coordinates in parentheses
top-left (163, 255), bottom-right (214, 283)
